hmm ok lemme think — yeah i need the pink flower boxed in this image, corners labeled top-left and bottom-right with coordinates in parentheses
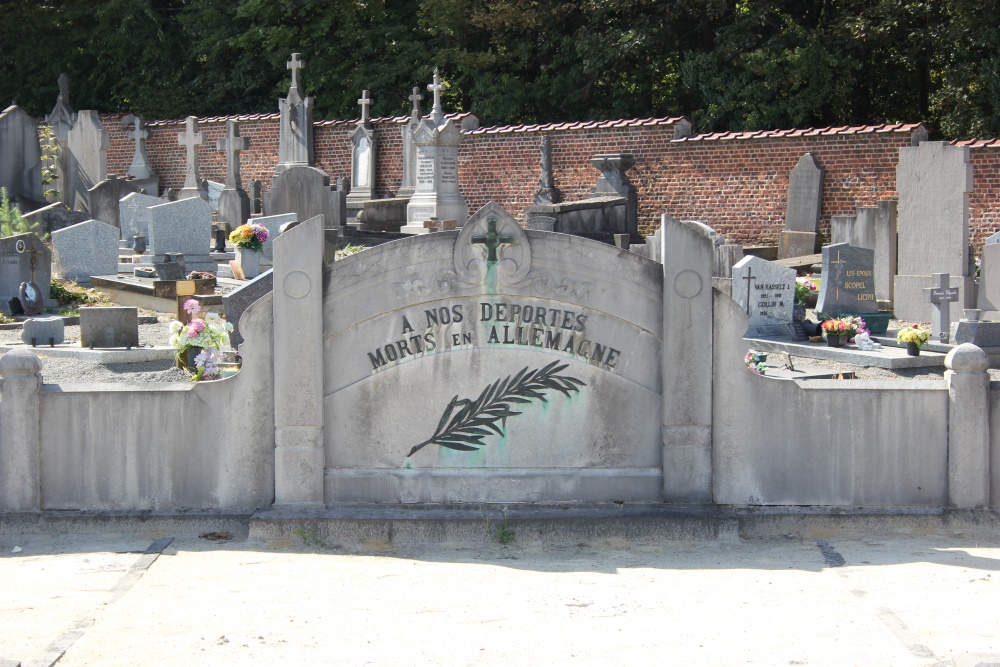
top-left (186, 318), bottom-right (205, 337)
top-left (183, 299), bottom-right (200, 315)
top-left (254, 227), bottom-right (268, 243)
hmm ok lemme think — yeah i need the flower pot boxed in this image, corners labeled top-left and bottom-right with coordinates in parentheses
top-left (176, 346), bottom-right (203, 371)
top-left (826, 334), bottom-right (844, 348)
top-left (235, 247), bottom-right (261, 279)
top-left (905, 341), bottom-right (921, 356)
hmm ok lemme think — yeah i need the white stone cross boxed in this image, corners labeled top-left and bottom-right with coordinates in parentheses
top-left (409, 86), bottom-right (423, 118)
top-left (287, 53), bottom-right (305, 91)
top-left (923, 272), bottom-right (960, 343)
top-left (216, 120), bottom-right (251, 189)
top-left (177, 116), bottom-right (203, 189)
top-left (357, 90), bottom-right (372, 126)
top-left (126, 115), bottom-right (148, 142)
top-left (428, 67), bottom-right (445, 123)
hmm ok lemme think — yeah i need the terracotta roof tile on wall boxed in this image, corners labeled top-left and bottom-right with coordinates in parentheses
top-left (146, 111), bottom-right (475, 128)
top-left (672, 122), bottom-right (928, 143)
top-left (464, 116), bottom-right (688, 136)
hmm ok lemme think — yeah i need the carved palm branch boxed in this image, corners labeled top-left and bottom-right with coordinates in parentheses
top-left (407, 361), bottom-right (586, 457)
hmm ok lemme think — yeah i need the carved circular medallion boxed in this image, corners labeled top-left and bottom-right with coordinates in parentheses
top-left (283, 270), bottom-right (312, 299)
top-left (674, 269), bottom-right (703, 299)
top-left (15, 239), bottom-right (25, 254)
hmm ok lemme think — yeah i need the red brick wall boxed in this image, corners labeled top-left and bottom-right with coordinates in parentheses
top-left (101, 112), bottom-right (1000, 252)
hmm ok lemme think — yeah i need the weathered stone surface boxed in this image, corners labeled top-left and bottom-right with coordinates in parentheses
top-left (784, 153), bottom-right (824, 233)
top-left (977, 242), bottom-right (1000, 318)
top-left (816, 243), bottom-right (878, 315)
top-left (533, 135), bottom-right (560, 205)
top-left (732, 255), bottom-right (796, 336)
top-left (357, 197), bottom-right (407, 232)
top-left (872, 200), bottom-right (897, 303)
top-left (146, 197), bottom-right (212, 257)
top-left (953, 321), bottom-right (1000, 347)
top-left (119, 191), bottom-right (164, 247)
top-left (896, 274), bottom-right (974, 323)
top-left (52, 219), bottom-right (119, 283)
top-left (22, 203), bottom-right (88, 236)
top-left (87, 176), bottom-right (146, 230)
top-left (79, 307), bottom-right (139, 348)
top-left (223, 269), bottom-right (273, 348)
top-left (777, 230), bottom-right (816, 259)
top-left (0, 234), bottom-right (51, 314)
top-left (21, 316), bottom-right (65, 345)
top-left (0, 104), bottom-right (43, 202)
top-left (255, 213), bottom-right (296, 263)
top-left (348, 91), bottom-right (376, 205)
top-left (830, 212), bottom-right (876, 249)
top-left (65, 111), bottom-right (109, 212)
top-left (277, 53), bottom-right (314, 173)
top-left (265, 165), bottom-right (333, 229)
top-left (177, 116), bottom-right (208, 201)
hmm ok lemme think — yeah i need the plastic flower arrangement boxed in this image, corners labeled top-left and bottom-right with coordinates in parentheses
top-left (976, 256), bottom-right (981, 278)
top-left (228, 222), bottom-right (268, 252)
top-left (745, 350), bottom-right (768, 375)
top-left (897, 324), bottom-right (931, 347)
top-left (821, 316), bottom-right (861, 338)
top-left (169, 299), bottom-right (233, 380)
top-left (794, 277), bottom-right (818, 304)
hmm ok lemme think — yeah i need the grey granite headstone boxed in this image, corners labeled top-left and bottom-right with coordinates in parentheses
top-left (22, 203), bottom-right (88, 236)
top-left (80, 307), bottom-right (139, 348)
top-left (784, 153), bottom-right (824, 233)
top-left (732, 255), bottom-right (796, 337)
top-left (266, 165), bottom-right (333, 229)
top-left (250, 180), bottom-right (263, 214)
top-left (0, 234), bottom-right (51, 315)
top-left (153, 261), bottom-right (185, 280)
top-left (65, 110), bottom-right (109, 212)
top-left (977, 241), bottom-right (1000, 317)
top-left (816, 243), bottom-right (878, 315)
top-left (0, 104), bottom-right (44, 202)
top-left (87, 175), bottom-right (145, 230)
top-left (223, 269), bottom-right (273, 348)
top-left (22, 316), bottom-right (65, 345)
top-left (146, 197), bottom-right (211, 255)
top-left (985, 231), bottom-right (1000, 245)
top-left (277, 53), bottom-right (314, 173)
top-left (255, 213), bottom-right (297, 263)
top-left (52, 219), bottom-right (119, 283)
top-left (119, 191), bottom-right (164, 247)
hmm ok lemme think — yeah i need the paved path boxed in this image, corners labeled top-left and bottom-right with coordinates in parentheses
top-left (1, 531), bottom-right (998, 666)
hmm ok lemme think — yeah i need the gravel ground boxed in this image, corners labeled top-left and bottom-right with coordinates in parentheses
top-left (2, 315), bottom-right (998, 385)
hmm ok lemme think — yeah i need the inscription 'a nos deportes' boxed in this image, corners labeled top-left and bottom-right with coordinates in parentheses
top-left (366, 300), bottom-right (622, 372)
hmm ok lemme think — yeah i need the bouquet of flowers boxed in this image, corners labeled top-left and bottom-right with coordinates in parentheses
top-left (897, 324), bottom-right (931, 348)
top-left (794, 277), bottom-right (818, 305)
top-left (228, 222), bottom-right (268, 252)
top-left (821, 316), bottom-right (863, 338)
top-left (745, 349), bottom-right (768, 375)
top-left (169, 299), bottom-right (233, 380)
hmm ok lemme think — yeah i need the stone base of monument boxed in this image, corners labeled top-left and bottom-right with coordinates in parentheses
top-left (90, 274), bottom-right (231, 316)
top-left (746, 336), bottom-right (947, 369)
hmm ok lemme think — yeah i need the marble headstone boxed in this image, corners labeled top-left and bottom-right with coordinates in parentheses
top-left (0, 105), bottom-right (44, 203)
top-left (816, 243), bottom-right (877, 315)
top-left (398, 86), bottom-right (423, 198)
top-left (348, 91), bottom-right (376, 205)
top-left (731, 255), bottom-right (796, 337)
top-left (52, 219), bottom-right (119, 283)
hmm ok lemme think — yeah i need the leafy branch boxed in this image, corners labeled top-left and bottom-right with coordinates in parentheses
top-left (407, 361), bottom-right (586, 457)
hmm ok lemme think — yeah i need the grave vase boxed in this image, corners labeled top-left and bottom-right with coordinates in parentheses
top-left (826, 334), bottom-right (844, 348)
top-left (906, 341), bottom-right (921, 356)
top-left (235, 247), bottom-right (261, 279)
top-left (176, 346), bottom-right (203, 371)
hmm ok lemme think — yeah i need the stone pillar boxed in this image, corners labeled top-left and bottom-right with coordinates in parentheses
top-left (660, 215), bottom-right (714, 502)
top-left (273, 215), bottom-right (325, 506)
top-left (0, 349), bottom-right (43, 511)
top-left (945, 343), bottom-right (990, 508)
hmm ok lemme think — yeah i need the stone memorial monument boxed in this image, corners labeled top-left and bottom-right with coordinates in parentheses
top-left (533, 135), bottom-right (561, 205)
top-left (65, 110), bottom-right (109, 212)
top-left (87, 175), bottom-right (145, 231)
top-left (347, 90), bottom-right (376, 209)
top-left (52, 219), bottom-right (119, 283)
top-left (816, 243), bottom-right (878, 316)
top-left (216, 120), bottom-right (251, 230)
top-left (731, 255), bottom-right (797, 338)
top-left (397, 86), bottom-right (423, 198)
top-left (778, 153), bottom-right (824, 259)
top-left (145, 197), bottom-right (214, 272)
top-left (0, 105), bottom-right (44, 204)
top-left (177, 116), bottom-right (207, 201)
top-left (276, 53), bottom-right (314, 174)
top-left (402, 68), bottom-right (469, 234)
top-left (0, 234), bottom-right (51, 315)
top-left (44, 73), bottom-right (75, 204)
top-left (121, 114), bottom-right (160, 195)
top-left (119, 191), bottom-right (165, 248)
top-left (976, 231), bottom-right (1000, 319)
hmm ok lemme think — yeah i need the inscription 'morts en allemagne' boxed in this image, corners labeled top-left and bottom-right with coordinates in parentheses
top-left (366, 300), bottom-right (623, 372)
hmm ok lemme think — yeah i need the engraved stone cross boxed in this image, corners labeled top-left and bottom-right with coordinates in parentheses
top-left (428, 67), bottom-right (446, 123)
top-left (357, 90), bottom-right (372, 126)
top-left (177, 116), bottom-right (204, 189)
top-left (409, 86), bottom-right (423, 118)
top-left (742, 266), bottom-right (756, 315)
top-left (922, 272), bottom-right (960, 343)
top-left (287, 53), bottom-right (304, 91)
top-left (216, 120), bottom-right (250, 189)
top-left (471, 218), bottom-right (515, 263)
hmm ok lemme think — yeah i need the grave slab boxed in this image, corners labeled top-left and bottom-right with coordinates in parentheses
top-left (79, 307), bottom-right (139, 348)
top-left (52, 219), bottom-right (119, 283)
top-left (746, 337), bottom-right (947, 369)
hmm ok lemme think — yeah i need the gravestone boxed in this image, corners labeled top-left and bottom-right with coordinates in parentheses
top-left (778, 153), bottom-right (824, 259)
top-left (976, 240), bottom-right (1000, 318)
top-left (923, 273), bottom-right (959, 343)
top-left (22, 316), bottom-right (65, 346)
top-left (347, 90), bottom-right (376, 207)
top-left (80, 307), bottom-right (139, 348)
top-left (815, 243), bottom-right (878, 315)
top-left (277, 53), bottom-right (314, 173)
top-left (592, 154), bottom-right (638, 241)
top-left (65, 110), bottom-right (109, 212)
top-left (216, 120), bottom-right (251, 230)
top-left (22, 203), bottom-right (88, 236)
top-left (204, 179), bottom-right (224, 212)
top-left (266, 165), bottom-right (333, 231)
top-left (831, 201), bottom-right (896, 304)
top-left (397, 86), bottom-right (423, 198)
top-left (121, 114), bottom-right (159, 194)
top-left (87, 175), bottom-right (145, 231)
top-left (250, 180), bottom-right (263, 214)
top-left (894, 141), bottom-right (974, 321)
top-left (223, 269), bottom-right (273, 348)
top-left (52, 219), bottom-right (119, 283)
top-left (0, 234), bottom-right (51, 315)
top-left (44, 73), bottom-right (75, 204)
top-left (255, 213), bottom-right (296, 263)
top-left (177, 116), bottom-right (207, 201)
top-left (146, 197), bottom-right (215, 272)
top-left (119, 191), bottom-right (164, 248)
top-left (403, 68), bottom-right (469, 233)
top-left (0, 105), bottom-right (44, 203)
top-left (731, 255), bottom-right (796, 337)
top-left (534, 135), bottom-right (560, 205)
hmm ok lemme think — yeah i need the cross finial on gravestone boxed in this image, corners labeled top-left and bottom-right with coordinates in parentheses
top-left (409, 86), bottom-right (423, 118)
top-left (741, 265), bottom-right (756, 315)
top-left (922, 272), bottom-right (959, 343)
top-left (357, 90), bottom-right (372, 126)
top-left (177, 116), bottom-right (204, 189)
top-left (471, 218), bottom-right (515, 263)
top-left (287, 53), bottom-right (304, 91)
top-left (125, 115), bottom-right (148, 142)
top-left (57, 73), bottom-right (70, 103)
top-left (428, 67), bottom-right (446, 124)
top-left (216, 120), bottom-right (251, 189)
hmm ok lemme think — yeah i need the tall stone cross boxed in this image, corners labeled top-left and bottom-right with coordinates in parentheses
top-left (428, 68), bottom-right (446, 124)
top-left (741, 266), bottom-right (756, 315)
top-left (177, 116), bottom-right (204, 189)
top-left (923, 272), bottom-right (960, 343)
top-left (287, 53), bottom-right (305, 105)
top-left (357, 90), bottom-right (372, 126)
top-left (409, 86), bottom-right (423, 119)
top-left (125, 115), bottom-right (152, 179)
top-left (217, 120), bottom-right (251, 189)
top-left (127, 115), bottom-right (148, 143)
top-left (471, 218), bottom-right (514, 263)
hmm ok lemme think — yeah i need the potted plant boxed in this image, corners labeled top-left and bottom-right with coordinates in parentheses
top-left (169, 299), bottom-right (234, 379)
top-left (793, 277), bottom-right (818, 322)
top-left (228, 222), bottom-right (269, 279)
top-left (896, 324), bottom-right (931, 356)
top-left (821, 317), bottom-right (859, 347)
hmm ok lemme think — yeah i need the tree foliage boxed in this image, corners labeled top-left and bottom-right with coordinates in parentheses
top-left (0, 0), bottom-right (997, 138)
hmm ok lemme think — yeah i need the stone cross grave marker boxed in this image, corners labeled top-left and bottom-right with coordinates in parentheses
top-left (428, 68), bottom-right (446, 124)
top-left (217, 120), bottom-right (250, 190)
top-left (177, 116), bottom-right (205, 199)
top-left (349, 92), bottom-right (376, 200)
top-left (409, 86), bottom-right (423, 117)
top-left (357, 90), bottom-right (372, 126)
top-left (287, 53), bottom-right (305, 103)
top-left (471, 218), bottom-right (514, 262)
top-left (124, 114), bottom-right (153, 179)
top-left (399, 86), bottom-right (424, 198)
top-left (815, 243), bottom-right (877, 315)
top-left (731, 255), bottom-right (796, 338)
top-left (923, 272), bottom-right (959, 343)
